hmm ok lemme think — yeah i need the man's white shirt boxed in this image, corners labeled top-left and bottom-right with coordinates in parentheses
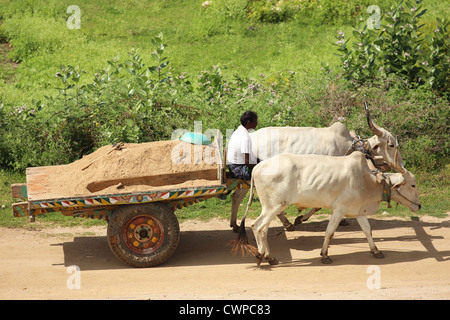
top-left (227, 125), bottom-right (257, 165)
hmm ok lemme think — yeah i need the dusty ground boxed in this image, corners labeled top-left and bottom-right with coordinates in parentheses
top-left (0, 214), bottom-right (449, 300)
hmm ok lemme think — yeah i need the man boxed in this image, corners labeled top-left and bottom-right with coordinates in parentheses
top-left (227, 111), bottom-right (258, 181)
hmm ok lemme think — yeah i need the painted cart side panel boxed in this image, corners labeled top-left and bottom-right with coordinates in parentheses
top-left (12, 202), bottom-right (119, 220)
top-left (12, 179), bottom-right (250, 218)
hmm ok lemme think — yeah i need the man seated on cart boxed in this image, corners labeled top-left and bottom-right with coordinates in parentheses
top-left (227, 111), bottom-right (259, 181)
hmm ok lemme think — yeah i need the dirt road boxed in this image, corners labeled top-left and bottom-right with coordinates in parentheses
top-left (1, 215), bottom-right (449, 300)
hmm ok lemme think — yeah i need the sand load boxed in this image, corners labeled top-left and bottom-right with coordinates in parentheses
top-left (26, 140), bottom-right (223, 201)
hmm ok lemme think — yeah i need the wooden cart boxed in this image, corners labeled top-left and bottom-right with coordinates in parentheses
top-left (10, 139), bottom-right (250, 267)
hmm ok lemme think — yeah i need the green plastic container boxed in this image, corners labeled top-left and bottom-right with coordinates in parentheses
top-left (179, 132), bottom-right (211, 145)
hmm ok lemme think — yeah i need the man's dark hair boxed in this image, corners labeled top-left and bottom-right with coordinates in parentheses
top-left (240, 111), bottom-right (258, 126)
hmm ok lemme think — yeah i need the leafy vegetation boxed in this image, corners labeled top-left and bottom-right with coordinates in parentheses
top-left (0, 0), bottom-right (448, 227)
top-left (335, 0), bottom-right (449, 92)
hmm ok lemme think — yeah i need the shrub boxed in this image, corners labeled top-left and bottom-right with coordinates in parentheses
top-left (300, 0), bottom-right (385, 25)
top-left (204, 0), bottom-right (384, 24)
top-left (318, 76), bottom-right (449, 171)
top-left (0, 34), bottom-right (197, 171)
top-left (210, 0), bottom-right (250, 20)
top-left (334, 0), bottom-right (449, 95)
top-left (243, 0), bottom-right (393, 25)
top-left (247, 0), bottom-right (300, 23)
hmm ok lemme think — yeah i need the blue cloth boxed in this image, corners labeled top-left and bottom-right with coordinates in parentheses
top-left (179, 132), bottom-right (211, 145)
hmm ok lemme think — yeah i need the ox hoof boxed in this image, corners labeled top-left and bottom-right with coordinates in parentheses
top-left (284, 224), bottom-right (295, 232)
top-left (372, 251), bottom-right (385, 259)
top-left (231, 225), bottom-right (240, 233)
top-left (321, 256), bottom-right (333, 264)
top-left (266, 257), bottom-right (279, 265)
top-left (293, 215), bottom-right (304, 226)
top-left (256, 253), bottom-right (263, 267)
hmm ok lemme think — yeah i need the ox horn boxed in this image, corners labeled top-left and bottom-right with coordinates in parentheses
top-left (364, 97), bottom-right (383, 137)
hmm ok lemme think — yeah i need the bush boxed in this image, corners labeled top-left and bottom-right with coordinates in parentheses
top-left (247, 0), bottom-right (300, 23)
top-left (0, 33), bottom-right (294, 171)
top-left (299, 0), bottom-right (390, 26)
top-left (228, 0), bottom-right (393, 25)
top-left (318, 76), bottom-right (449, 171)
top-left (203, 0), bottom-right (389, 24)
top-left (210, 0), bottom-right (250, 20)
top-left (334, 0), bottom-right (449, 95)
top-left (0, 34), bottom-right (194, 171)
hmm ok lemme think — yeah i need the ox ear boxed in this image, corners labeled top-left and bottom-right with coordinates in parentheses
top-left (390, 174), bottom-right (406, 189)
top-left (366, 136), bottom-right (380, 153)
top-left (374, 171), bottom-right (386, 184)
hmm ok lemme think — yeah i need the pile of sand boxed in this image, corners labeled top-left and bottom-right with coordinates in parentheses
top-left (34, 140), bottom-right (223, 199)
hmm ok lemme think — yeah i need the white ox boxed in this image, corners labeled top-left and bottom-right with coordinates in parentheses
top-left (236, 152), bottom-right (420, 265)
top-left (229, 104), bottom-right (405, 231)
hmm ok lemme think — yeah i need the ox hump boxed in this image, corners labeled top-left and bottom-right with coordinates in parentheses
top-left (329, 122), bottom-right (350, 135)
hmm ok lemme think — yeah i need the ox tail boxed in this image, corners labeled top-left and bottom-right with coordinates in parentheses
top-left (228, 175), bottom-right (258, 257)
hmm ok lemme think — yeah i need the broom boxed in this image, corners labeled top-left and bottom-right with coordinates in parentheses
top-left (228, 176), bottom-right (259, 257)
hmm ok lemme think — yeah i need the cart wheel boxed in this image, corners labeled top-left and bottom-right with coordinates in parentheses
top-left (107, 203), bottom-right (180, 267)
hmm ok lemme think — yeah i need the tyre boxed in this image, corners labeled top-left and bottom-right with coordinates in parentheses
top-left (107, 203), bottom-right (180, 267)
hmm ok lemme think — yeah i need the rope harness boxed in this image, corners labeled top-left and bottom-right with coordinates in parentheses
top-left (395, 188), bottom-right (421, 208)
top-left (370, 169), bottom-right (421, 209)
top-left (346, 134), bottom-right (395, 207)
top-left (345, 135), bottom-right (379, 166)
top-left (370, 169), bottom-right (392, 208)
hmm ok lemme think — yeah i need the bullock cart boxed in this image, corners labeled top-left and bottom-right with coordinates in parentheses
top-left (10, 138), bottom-right (250, 267)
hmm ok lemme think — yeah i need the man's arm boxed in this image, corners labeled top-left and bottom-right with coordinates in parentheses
top-left (244, 153), bottom-right (256, 168)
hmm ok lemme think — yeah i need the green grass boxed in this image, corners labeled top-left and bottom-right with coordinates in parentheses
top-left (0, 0), bottom-right (340, 106)
top-left (1, 0), bottom-right (447, 106)
top-left (0, 170), bottom-right (26, 227)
